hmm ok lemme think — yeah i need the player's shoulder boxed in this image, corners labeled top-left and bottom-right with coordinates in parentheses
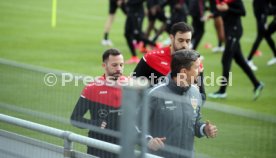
top-left (189, 85), bottom-right (202, 102)
top-left (148, 82), bottom-right (167, 94)
top-left (144, 46), bottom-right (170, 60)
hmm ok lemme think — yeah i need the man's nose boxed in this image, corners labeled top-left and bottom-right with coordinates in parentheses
top-left (116, 66), bottom-right (122, 71)
top-left (182, 42), bottom-right (188, 49)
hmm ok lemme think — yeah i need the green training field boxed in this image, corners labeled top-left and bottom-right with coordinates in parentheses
top-left (0, 0), bottom-right (276, 158)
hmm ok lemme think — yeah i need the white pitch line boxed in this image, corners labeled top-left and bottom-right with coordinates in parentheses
top-left (1, 58), bottom-right (276, 124)
top-left (0, 58), bottom-right (86, 78)
top-left (204, 101), bottom-right (276, 124)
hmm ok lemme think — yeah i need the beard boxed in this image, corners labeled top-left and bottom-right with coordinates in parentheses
top-left (109, 72), bottom-right (122, 80)
top-left (172, 38), bottom-right (190, 52)
top-left (172, 43), bottom-right (185, 52)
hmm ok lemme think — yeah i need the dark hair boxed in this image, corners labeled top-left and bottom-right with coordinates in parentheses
top-left (170, 22), bottom-right (194, 36)
top-left (102, 48), bottom-right (122, 62)
top-left (170, 49), bottom-right (200, 77)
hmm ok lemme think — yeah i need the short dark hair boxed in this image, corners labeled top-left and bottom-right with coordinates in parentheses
top-left (170, 49), bottom-right (200, 77)
top-left (102, 48), bottom-right (122, 62)
top-left (170, 22), bottom-right (194, 36)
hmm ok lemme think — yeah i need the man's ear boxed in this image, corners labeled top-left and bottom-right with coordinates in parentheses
top-left (102, 63), bottom-right (106, 69)
top-left (180, 68), bottom-right (187, 74)
top-left (169, 34), bottom-right (174, 41)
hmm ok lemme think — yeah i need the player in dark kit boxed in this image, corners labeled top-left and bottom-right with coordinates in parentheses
top-left (102, 0), bottom-right (127, 46)
top-left (124, 0), bottom-right (158, 64)
top-left (208, 0), bottom-right (264, 100)
top-left (247, 0), bottom-right (276, 70)
top-left (145, 0), bottom-right (168, 43)
top-left (209, 0), bottom-right (225, 53)
top-left (189, 0), bottom-right (206, 50)
top-left (163, 0), bottom-right (189, 33)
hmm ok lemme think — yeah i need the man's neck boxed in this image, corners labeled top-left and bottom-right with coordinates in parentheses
top-left (172, 76), bottom-right (189, 88)
top-left (170, 45), bottom-right (174, 55)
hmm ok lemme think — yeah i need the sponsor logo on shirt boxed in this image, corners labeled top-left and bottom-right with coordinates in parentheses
top-left (99, 91), bottom-right (108, 94)
top-left (165, 100), bottom-right (173, 104)
top-left (161, 61), bottom-right (168, 65)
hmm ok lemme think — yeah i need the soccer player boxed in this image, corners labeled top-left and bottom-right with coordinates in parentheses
top-left (133, 22), bottom-right (206, 101)
top-left (144, 0), bottom-right (168, 43)
top-left (102, 0), bottom-right (126, 46)
top-left (164, 0), bottom-right (189, 33)
top-left (71, 48), bottom-right (126, 158)
top-left (124, 0), bottom-right (158, 64)
top-left (189, 0), bottom-right (206, 50)
top-left (208, 0), bottom-right (264, 100)
top-left (208, 0), bottom-right (225, 53)
top-left (247, 0), bottom-right (276, 70)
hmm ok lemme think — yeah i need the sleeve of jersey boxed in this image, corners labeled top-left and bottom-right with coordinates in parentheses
top-left (80, 82), bottom-right (122, 108)
top-left (194, 106), bottom-right (205, 138)
top-left (142, 47), bottom-right (171, 76)
top-left (136, 90), bottom-right (159, 137)
top-left (268, 6), bottom-right (276, 15)
top-left (198, 71), bottom-right (206, 102)
top-left (133, 57), bottom-right (154, 78)
top-left (70, 86), bottom-right (100, 128)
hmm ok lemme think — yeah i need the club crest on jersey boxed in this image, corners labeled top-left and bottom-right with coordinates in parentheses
top-left (190, 97), bottom-right (198, 113)
top-left (98, 109), bottom-right (108, 118)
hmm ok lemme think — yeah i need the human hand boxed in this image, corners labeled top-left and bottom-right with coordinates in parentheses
top-left (150, 6), bottom-right (158, 15)
top-left (174, 4), bottom-right (182, 10)
top-left (216, 2), bottom-right (229, 12)
top-left (204, 120), bottom-right (218, 138)
top-left (117, 0), bottom-right (123, 6)
top-left (100, 121), bottom-right (107, 129)
top-left (206, 13), bottom-right (214, 21)
top-left (148, 137), bottom-right (166, 151)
